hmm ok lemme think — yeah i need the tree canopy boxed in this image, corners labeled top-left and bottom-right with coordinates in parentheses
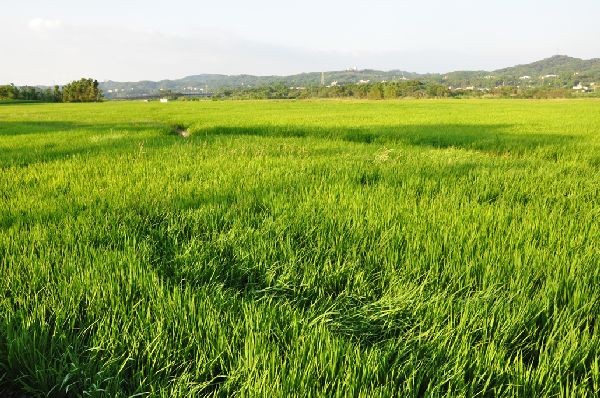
top-left (0, 78), bottom-right (103, 103)
top-left (62, 78), bottom-right (103, 102)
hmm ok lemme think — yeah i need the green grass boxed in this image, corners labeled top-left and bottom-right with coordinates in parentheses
top-left (1, 99), bottom-right (599, 397)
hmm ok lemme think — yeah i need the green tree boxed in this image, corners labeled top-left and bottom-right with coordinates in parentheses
top-left (367, 84), bottom-right (384, 100)
top-left (427, 84), bottom-right (450, 97)
top-left (62, 78), bottom-right (103, 102)
top-left (0, 84), bottom-right (18, 99)
top-left (53, 85), bottom-right (62, 102)
top-left (383, 84), bottom-right (398, 99)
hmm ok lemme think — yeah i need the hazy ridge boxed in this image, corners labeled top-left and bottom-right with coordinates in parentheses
top-left (100, 55), bottom-right (600, 96)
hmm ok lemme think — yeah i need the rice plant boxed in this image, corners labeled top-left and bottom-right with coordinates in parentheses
top-left (1, 99), bottom-right (599, 397)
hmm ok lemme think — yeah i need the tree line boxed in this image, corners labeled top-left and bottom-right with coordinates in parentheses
top-left (0, 78), bottom-right (103, 102)
top-left (205, 80), bottom-right (584, 100)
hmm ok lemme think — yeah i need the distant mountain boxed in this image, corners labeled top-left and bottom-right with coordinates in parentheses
top-left (100, 55), bottom-right (600, 98)
top-left (494, 55), bottom-right (600, 77)
top-left (101, 70), bottom-right (421, 97)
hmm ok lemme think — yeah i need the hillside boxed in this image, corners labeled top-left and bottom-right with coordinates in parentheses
top-left (99, 55), bottom-right (600, 98)
top-left (495, 55), bottom-right (600, 77)
top-left (100, 70), bottom-right (420, 97)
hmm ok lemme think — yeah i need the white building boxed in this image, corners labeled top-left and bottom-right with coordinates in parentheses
top-left (572, 83), bottom-right (591, 92)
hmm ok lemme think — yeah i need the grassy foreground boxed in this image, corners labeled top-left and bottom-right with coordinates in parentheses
top-left (1, 99), bottom-right (599, 397)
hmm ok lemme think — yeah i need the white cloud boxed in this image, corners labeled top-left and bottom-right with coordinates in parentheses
top-left (28, 18), bottom-right (63, 32)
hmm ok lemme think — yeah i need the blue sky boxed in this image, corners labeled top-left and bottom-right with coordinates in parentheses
top-left (2, 0), bottom-right (599, 84)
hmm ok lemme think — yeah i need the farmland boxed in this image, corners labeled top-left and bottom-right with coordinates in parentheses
top-left (1, 99), bottom-right (599, 396)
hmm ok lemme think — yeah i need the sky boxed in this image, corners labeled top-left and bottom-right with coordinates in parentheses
top-left (2, 0), bottom-right (600, 85)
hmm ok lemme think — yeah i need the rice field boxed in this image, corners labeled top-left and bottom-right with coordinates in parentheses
top-left (1, 99), bottom-right (599, 397)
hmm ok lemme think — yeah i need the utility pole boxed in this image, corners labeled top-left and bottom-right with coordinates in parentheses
top-left (321, 72), bottom-right (325, 86)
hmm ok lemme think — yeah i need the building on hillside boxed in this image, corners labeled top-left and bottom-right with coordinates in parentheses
top-left (160, 98), bottom-right (169, 103)
top-left (572, 83), bottom-right (591, 92)
top-left (519, 76), bottom-right (531, 80)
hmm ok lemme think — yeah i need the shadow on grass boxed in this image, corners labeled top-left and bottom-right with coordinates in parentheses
top-left (193, 124), bottom-right (575, 155)
top-left (123, 206), bottom-right (417, 348)
top-left (0, 121), bottom-right (181, 168)
top-left (0, 121), bottom-right (84, 136)
top-left (0, 386), bottom-right (30, 398)
top-left (1, 120), bottom-right (576, 168)
top-left (0, 100), bottom-right (47, 106)
top-left (0, 121), bottom-right (173, 137)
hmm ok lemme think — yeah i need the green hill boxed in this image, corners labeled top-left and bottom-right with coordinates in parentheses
top-left (99, 55), bottom-right (600, 98)
top-left (495, 55), bottom-right (600, 76)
